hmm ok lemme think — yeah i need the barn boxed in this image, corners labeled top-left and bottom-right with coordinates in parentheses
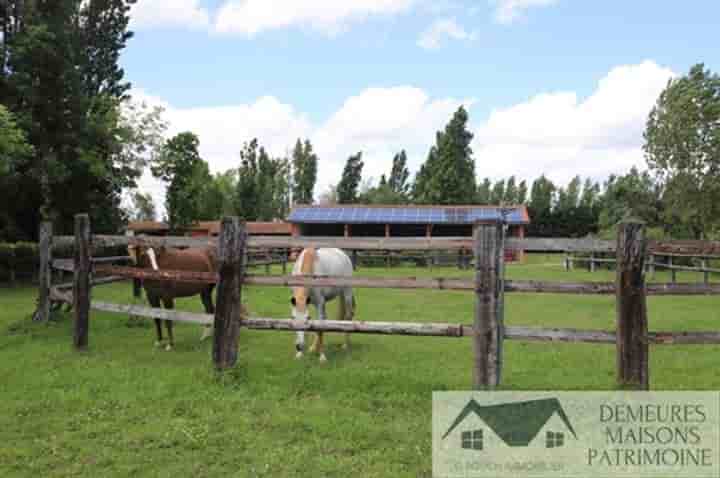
top-left (287, 205), bottom-right (530, 261)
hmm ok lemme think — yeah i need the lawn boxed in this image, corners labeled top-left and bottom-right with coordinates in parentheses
top-left (0, 254), bottom-right (718, 477)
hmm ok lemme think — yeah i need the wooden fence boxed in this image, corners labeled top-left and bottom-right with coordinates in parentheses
top-left (564, 251), bottom-right (719, 284)
top-left (39, 215), bottom-right (720, 388)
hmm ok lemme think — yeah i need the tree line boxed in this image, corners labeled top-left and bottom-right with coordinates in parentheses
top-left (0, 2), bottom-right (718, 241)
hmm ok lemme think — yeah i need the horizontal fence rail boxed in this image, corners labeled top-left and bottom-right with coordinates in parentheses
top-left (47, 288), bottom-right (720, 345)
top-left (91, 265), bottom-right (720, 296)
top-left (52, 234), bottom-right (720, 256)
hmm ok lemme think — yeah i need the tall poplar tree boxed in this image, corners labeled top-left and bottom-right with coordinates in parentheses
top-left (291, 138), bottom-right (318, 205)
top-left (337, 152), bottom-right (364, 204)
top-left (412, 106), bottom-right (476, 204)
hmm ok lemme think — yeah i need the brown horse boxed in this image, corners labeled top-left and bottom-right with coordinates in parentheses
top-left (128, 244), bottom-right (217, 350)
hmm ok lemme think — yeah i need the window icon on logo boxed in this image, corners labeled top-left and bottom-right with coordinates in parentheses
top-left (461, 430), bottom-right (483, 450)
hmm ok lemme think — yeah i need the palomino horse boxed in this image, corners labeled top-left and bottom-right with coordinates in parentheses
top-left (291, 248), bottom-right (356, 362)
top-left (128, 244), bottom-right (217, 350)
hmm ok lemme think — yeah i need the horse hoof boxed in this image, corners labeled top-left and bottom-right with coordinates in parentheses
top-left (154, 341), bottom-right (163, 348)
top-left (341, 343), bottom-right (350, 350)
top-left (319, 354), bottom-right (327, 363)
top-left (295, 351), bottom-right (304, 359)
top-left (165, 344), bottom-right (173, 352)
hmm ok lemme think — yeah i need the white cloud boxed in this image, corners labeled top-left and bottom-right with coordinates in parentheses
top-left (130, 0), bottom-right (210, 30)
top-left (128, 90), bottom-right (311, 217)
top-left (492, 0), bottom-right (558, 24)
top-left (313, 86), bottom-right (472, 191)
top-left (129, 86), bottom-right (468, 214)
top-left (472, 61), bottom-right (675, 184)
top-left (417, 18), bottom-right (476, 50)
top-left (214, 0), bottom-right (415, 35)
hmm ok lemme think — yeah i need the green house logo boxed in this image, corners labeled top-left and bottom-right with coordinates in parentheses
top-left (442, 398), bottom-right (578, 451)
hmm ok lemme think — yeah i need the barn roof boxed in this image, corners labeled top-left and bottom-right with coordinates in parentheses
top-left (288, 205), bottom-right (530, 225)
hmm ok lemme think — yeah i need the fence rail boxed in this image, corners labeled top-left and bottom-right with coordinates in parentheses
top-left (51, 234), bottom-right (720, 256)
top-left (48, 287), bottom-right (720, 345)
top-left (91, 265), bottom-right (720, 296)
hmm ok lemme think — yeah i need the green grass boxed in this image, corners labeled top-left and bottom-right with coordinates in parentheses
top-left (0, 254), bottom-right (718, 477)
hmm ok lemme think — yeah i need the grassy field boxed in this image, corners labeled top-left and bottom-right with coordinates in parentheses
top-left (1, 254), bottom-right (719, 477)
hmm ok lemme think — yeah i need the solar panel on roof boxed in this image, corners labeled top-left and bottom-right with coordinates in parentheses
top-left (288, 206), bottom-right (526, 224)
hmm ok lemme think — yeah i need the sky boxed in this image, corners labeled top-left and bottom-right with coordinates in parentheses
top-left (123, 0), bottom-right (720, 211)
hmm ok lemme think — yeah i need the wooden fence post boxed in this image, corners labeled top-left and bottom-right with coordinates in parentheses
top-left (73, 214), bottom-right (91, 350)
top-left (702, 259), bottom-right (709, 285)
top-left (473, 221), bottom-right (505, 389)
top-left (37, 222), bottom-right (53, 321)
top-left (616, 221), bottom-right (649, 390)
top-left (590, 252), bottom-right (596, 273)
top-left (213, 217), bottom-right (246, 370)
top-left (669, 255), bottom-right (676, 283)
top-left (648, 253), bottom-right (655, 279)
top-left (8, 246), bottom-right (16, 287)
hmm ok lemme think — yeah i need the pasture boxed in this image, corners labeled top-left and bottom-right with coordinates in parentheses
top-left (1, 254), bottom-right (719, 477)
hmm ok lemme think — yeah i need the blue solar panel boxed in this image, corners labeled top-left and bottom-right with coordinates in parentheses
top-left (287, 206), bottom-right (528, 224)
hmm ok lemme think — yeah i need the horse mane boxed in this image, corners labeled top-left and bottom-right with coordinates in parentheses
top-left (300, 248), bottom-right (315, 275)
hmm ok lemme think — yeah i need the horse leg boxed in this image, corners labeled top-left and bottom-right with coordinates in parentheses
top-left (200, 286), bottom-right (215, 341)
top-left (315, 298), bottom-right (327, 362)
top-left (341, 289), bottom-right (355, 350)
top-left (148, 294), bottom-right (163, 348)
top-left (162, 298), bottom-right (175, 351)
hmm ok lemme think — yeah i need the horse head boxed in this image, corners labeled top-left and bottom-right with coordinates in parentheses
top-left (128, 244), bottom-right (165, 270)
top-left (290, 248), bottom-right (315, 321)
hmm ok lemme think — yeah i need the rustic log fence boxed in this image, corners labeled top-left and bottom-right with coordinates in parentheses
top-left (39, 215), bottom-right (720, 387)
top-left (564, 252), bottom-right (719, 285)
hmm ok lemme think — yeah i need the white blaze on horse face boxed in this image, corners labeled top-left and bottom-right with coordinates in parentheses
top-left (127, 245), bottom-right (138, 265)
top-left (146, 247), bottom-right (159, 271)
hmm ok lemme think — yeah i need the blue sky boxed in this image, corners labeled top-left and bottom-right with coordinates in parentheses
top-left (124, 0), bottom-right (719, 206)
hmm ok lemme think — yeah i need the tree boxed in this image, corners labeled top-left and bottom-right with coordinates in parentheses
top-left (476, 178), bottom-right (492, 204)
top-left (337, 152), bottom-right (364, 204)
top-left (127, 192), bottom-right (156, 221)
top-left (388, 150), bottom-right (410, 197)
top-left (291, 138), bottom-right (317, 205)
top-left (527, 175), bottom-right (556, 236)
top-left (236, 139), bottom-right (290, 221)
top-left (555, 176), bottom-right (581, 214)
top-left (0, 0), bottom-right (137, 238)
top-left (504, 176), bottom-right (518, 204)
top-left (151, 132), bottom-right (205, 231)
top-left (197, 170), bottom-right (238, 220)
top-left (644, 63), bottom-right (720, 238)
top-left (0, 105), bottom-right (32, 174)
top-left (554, 176), bottom-right (582, 237)
top-left (490, 180), bottom-right (505, 204)
top-left (236, 139), bottom-right (261, 220)
top-left (257, 150), bottom-right (290, 221)
top-left (413, 106), bottom-right (476, 204)
top-left (598, 167), bottom-right (661, 231)
top-left (517, 180), bottom-right (528, 204)
top-left (360, 151), bottom-right (411, 205)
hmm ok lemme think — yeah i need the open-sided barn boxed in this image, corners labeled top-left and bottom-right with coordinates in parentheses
top-left (287, 204), bottom-right (530, 261)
